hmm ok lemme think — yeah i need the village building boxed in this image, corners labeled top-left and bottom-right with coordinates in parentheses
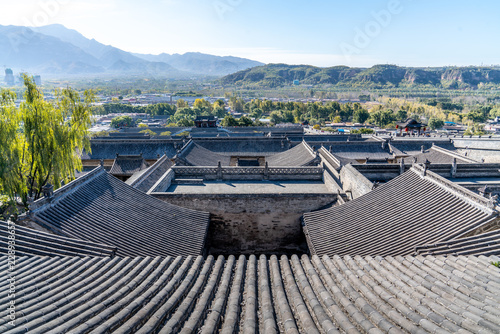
top-left (1, 132), bottom-right (499, 333)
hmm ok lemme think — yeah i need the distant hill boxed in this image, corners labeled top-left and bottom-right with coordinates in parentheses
top-left (133, 52), bottom-right (264, 76)
top-left (221, 64), bottom-right (500, 88)
top-left (0, 24), bottom-right (263, 77)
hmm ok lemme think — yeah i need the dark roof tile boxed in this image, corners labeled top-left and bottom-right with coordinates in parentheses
top-left (29, 167), bottom-right (210, 257)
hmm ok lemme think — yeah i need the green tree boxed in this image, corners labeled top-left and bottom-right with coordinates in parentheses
top-left (177, 118), bottom-right (194, 127)
top-left (250, 108), bottom-right (263, 119)
top-left (193, 99), bottom-right (212, 113)
top-left (139, 129), bottom-right (157, 136)
top-left (0, 74), bottom-right (94, 205)
top-left (213, 99), bottom-right (225, 109)
top-left (238, 116), bottom-right (254, 127)
top-left (172, 107), bottom-right (196, 123)
top-left (351, 128), bottom-right (375, 134)
top-left (176, 99), bottom-right (188, 108)
top-left (111, 116), bottom-right (134, 128)
top-left (396, 109), bottom-right (408, 122)
top-left (221, 115), bottom-right (239, 127)
top-left (353, 108), bottom-right (370, 124)
top-left (270, 111), bottom-right (282, 124)
top-left (213, 106), bottom-right (228, 119)
top-left (428, 117), bottom-right (444, 130)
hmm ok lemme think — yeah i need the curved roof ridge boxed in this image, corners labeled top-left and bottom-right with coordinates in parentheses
top-left (29, 166), bottom-right (107, 213)
top-left (410, 165), bottom-right (497, 214)
top-left (430, 144), bottom-right (479, 163)
top-left (29, 170), bottom-right (210, 257)
top-left (126, 154), bottom-right (170, 188)
top-left (1, 220), bottom-right (117, 257)
top-left (178, 141), bottom-right (231, 166)
top-left (266, 142), bottom-right (317, 167)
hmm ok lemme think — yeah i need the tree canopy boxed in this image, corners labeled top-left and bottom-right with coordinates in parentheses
top-left (0, 74), bottom-right (94, 205)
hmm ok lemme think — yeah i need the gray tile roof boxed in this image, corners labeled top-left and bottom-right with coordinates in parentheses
top-left (29, 167), bottom-right (210, 257)
top-left (84, 138), bottom-right (181, 159)
top-left (266, 142), bottom-right (317, 166)
top-left (402, 146), bottom-right (476, 164)
top-left (390, 139), bottom-right (456, 155)
top-left (303, 166), bottom-right (498, 257)
top-left (0, 220), bottom-right (116, 257)
top-left (126, 154), bottom-right (173, 192)
top-left (193, 138), bottom-right (291, 156)
top-left (1, 253), bottom-right (499, 333)
top-left (176, 140), bottom-right (232, 166)
top-left (416, 229), bottom-right (500, 257)
top-left (109, 154), bottom-right (149, 176)
top-left (327, 142), bottom-right (394, 160)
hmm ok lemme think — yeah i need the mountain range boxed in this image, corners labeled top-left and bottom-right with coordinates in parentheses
top-left (221, 64), bottom-right (500, 89)
top-left (0, 24), bottom-right (263, 77)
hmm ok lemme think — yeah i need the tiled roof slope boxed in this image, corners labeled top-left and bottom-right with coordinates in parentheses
top-left (29, 167), bottom-right (210, 257)
top-left (403, 146), bottom-right (476, 164)
top-left (416, 229), bottom-right (500, 257)
top-left (303, 166), bottom-right (498, 257)
top-left (126, 154), bottom-right (173, 192)
top-left (390, 139), bottom-right (456, 155)
top-left (193, 138), bottom-right (290, 156)
top-left (1, 254), bottom-right (499, 333)
top-left (0, 220), bottom-right (116, 257)
top-left (266, 142), bottom-right (317, 166)
top-left (177, 140), bottom-right (231, 166)
top-left (109, 154), bottom-right (149, 176)
top-left (327, 142), bottom-right (394, 160)
top-left (84, 138), bottom-right (180, 159)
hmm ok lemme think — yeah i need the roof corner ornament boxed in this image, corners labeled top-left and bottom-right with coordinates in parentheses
top-left (42, 184), bottom-right (54, 200)
top-left (217, 161), bottom-right (222, 181)
top-left (381, 141), bottom-right (387, 149)
top-left (26, 196), bottom-right (34, 212)
top-left (488, 195), bottom-right (498, 210)
top-left (100, 159), bottom-right (104, 167)
top-left (399, 158), bottom-right (405, 175)
top-left (478, 185), bottom-right (490, 198)
top-left (423, 159), bottom-right (431, 176)
top-left (371, 182), bottom-right (379, 190)
top-left (451, 158), bottom-right (457, 178)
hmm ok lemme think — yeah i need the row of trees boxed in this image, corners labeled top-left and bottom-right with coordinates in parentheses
top-left (98, 95), bottom-right (500, 129)
top-left (0, 75), bottom-right (94, 207)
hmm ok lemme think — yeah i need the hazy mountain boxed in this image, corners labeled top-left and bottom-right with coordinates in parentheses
top-left (221, 63), bottom-right (500, 88)
top-left (0, 24), bottom-right (263, 78)
top-left (134, 52), bottom-right (265, 76)
top-left (0, 25), bottom-right (103, 73)
top-left (34, 24), bottom-right (149, 67)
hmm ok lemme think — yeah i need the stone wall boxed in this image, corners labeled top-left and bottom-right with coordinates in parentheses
top-left (170, 166), bottom-right (324, 182)
top-left (153, 193), bottom-right (337, 254)
top-left (340, 164), bottom-right (374, 199)
top-left (453, 137), bottom-right (500, 163)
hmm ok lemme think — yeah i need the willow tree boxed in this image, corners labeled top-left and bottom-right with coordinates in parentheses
top-left (0, 89), bottom-right (21, 200)
top-left (0, 74), bottom-right (94, 206)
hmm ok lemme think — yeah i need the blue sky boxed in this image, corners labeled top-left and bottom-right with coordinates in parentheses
top-left (2, 0), bottom-right (499, 67)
